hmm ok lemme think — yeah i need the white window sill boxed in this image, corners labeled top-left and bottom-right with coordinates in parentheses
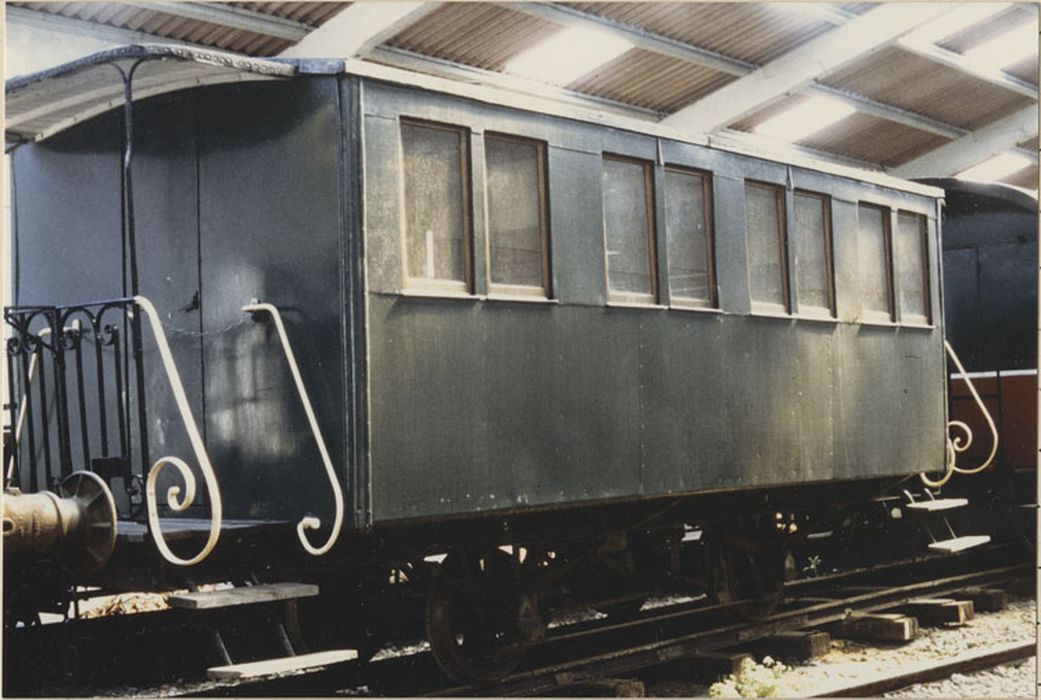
top-left (485, 294), bottom-right (558, 305)
top-left (669, 303), bottom-right (724, 315)
top-left (606, 301), bottom-right (667, 310)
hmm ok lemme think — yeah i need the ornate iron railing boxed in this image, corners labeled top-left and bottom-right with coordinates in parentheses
top-left (4, 299), bottom-right (141, 508)
top-left (4, 296), bottom-right (224, 566)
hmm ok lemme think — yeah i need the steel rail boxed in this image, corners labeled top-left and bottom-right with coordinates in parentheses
top-left (807, 640), bottom-right (1035, 697)
top-left (433, 564), bottom-right (1027, 697)
top-left (168, 556), bottom-right (1028, 698)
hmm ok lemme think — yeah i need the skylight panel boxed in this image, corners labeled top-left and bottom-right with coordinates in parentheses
top-left (505, 27), bottom-right (633, 86)
top-left (753, 96), bottom-right (856, 143)
top-left (956, 151), bottom-right (1034, 181)
top-left (962, 19), bottom-right (1038, 71)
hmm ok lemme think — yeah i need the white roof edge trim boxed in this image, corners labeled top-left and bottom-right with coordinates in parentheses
top-left (343, 58), bottom-right (946, 200)
top-left (6, 43), bottom-right (295, 92)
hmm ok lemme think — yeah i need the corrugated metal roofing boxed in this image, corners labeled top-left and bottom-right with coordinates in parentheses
top-left (565, 2), bottom-right (838, 65)
top-left (228, 2), bottom-right (345, 25)
top-left (384, 4), bottom-right (561, 73)
top-left (566, 48), bottom-right (735, 114)
top-left (937, 4), bottom-right (1036, 54)
top-left (5, 2), bottom-right (1037, 186)
top-left (732, 94), bottom-right (952, 167)
top-left (822, 46), bottom-right (1036, 132)
top-left (10, 1), bottom-right (348, 56)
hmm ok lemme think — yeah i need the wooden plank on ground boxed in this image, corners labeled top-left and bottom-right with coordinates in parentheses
top-left (207, 649), bottom-right (357, 680)
top-left (168, 583), bottom-right (319, 610)
top-left (831, 613), bottom-right (918, 642)
top-left (639, 652), bottom-right (752, 683)
top-left (893, 598), bottom-right (974, 625)
top-left (741, 630), bottom-right (832, 660)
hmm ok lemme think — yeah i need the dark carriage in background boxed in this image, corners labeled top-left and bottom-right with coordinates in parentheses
top-left (2, 45), bottom-right (994, 686)
top-left (917, 178), bottom-right (1038, 541)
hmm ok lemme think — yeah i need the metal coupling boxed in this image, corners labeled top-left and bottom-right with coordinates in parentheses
top-left (2, 471), bottom-right (117, 576)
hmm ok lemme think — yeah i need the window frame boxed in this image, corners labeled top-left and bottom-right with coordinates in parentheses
top-left (792, 189), bottom-right (836, 320)
top-left (483, 132), bottom-right (552, 300)
top-left (601, 153), bottom-right (659, 306)
top-left (895, 209), bottom-right (932, 326)
top-left (663, 164), bottom-right (717, 310)
top-left (855, 201), bottom-right (895, 324)
top-left (744, 179), bottom-right (790, 315)
top-left (398, 118), bottom-right (474, 295)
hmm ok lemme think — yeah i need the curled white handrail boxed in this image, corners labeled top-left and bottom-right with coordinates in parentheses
top-left (242, 302), bottom-right (344, 556)
top-left (134, 295), bottom-right (222, 566)
top-left (920, 339), bottom-right (1000, 488)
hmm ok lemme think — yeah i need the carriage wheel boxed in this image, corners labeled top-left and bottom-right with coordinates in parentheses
top-left (425, 550), bottom-right (540, 683)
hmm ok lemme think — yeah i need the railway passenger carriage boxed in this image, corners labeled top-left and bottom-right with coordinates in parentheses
top-left (3, 46), bottom-right (959, 685)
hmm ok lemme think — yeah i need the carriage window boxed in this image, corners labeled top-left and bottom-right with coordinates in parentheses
top-left (856, 203), bottom-right (893, 320)
top-left (401, 121), bottom-right (470, 290)
top-left (897, 211), bottom-right (930, 324)
top-left (602, 156), bottom-right (657, 303)
top-left (664, 168), bottom-right (715, 307)
top-left (485, 135), bottom-right (550, 296)
top-left (744, 182), bottom-right (788, 311)
top-left (793, 191), bottom-right (834, 316)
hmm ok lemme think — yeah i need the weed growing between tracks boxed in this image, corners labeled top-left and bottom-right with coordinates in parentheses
top-left (710, 656), bottom-right (791, 697)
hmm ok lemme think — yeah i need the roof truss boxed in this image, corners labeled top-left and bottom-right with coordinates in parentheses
top-left (280, 2), bottom-right (442, 59)
top-left (658, 3), bottom-right (954, 134)
top-left (891, 105), bottom-right (1039, 178)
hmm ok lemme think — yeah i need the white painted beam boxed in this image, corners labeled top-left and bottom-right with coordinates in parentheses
top-left (508, 2), bottom-right (754, 77)
top-left (660, 3), bottom-right (953, 134)
top-left (122, 2), bottom-right (310, 42)
top-left (891, 106), bottom-right (1039, 178)
top-left (506, 3), bottom-right (975, 142)
top-left (894, 38), bottom-right (1038, 99)
top-left (280, 2), bottom-right (441, 59)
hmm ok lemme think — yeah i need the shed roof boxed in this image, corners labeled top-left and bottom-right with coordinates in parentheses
top-left (6, 1), bottom-right (1038, 188)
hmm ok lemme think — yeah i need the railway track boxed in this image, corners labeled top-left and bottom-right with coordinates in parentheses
top-left (805, 641), bottom-right (1035, 697)
top-left (167, 546), bottom-right (1030, 698)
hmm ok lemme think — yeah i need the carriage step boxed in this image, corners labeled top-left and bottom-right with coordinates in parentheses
top-left (905, 498), bottom-right (968, 512)
top-left (206, 649), bottom-right (357, 680)
top-left (928, 535), bottom-right (991, 553)
top-left (167, 582), bottom-right (319, 610)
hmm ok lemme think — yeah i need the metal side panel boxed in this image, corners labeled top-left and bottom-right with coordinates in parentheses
top-left (130, 94), bottom-right (206, 510)
top-left (195, 77), bottom-right (347, 525)
top-left (366, 298), bottom-right (642, 520)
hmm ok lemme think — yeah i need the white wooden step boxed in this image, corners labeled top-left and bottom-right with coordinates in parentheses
top-left (905, 498), bottom-right (968, 512)
top-left (928, 535), bottom-right (991, 553)
top-left (167, 582), bottom-right (318, 610)
top-left (207, 649), bottom-right (357, 680)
